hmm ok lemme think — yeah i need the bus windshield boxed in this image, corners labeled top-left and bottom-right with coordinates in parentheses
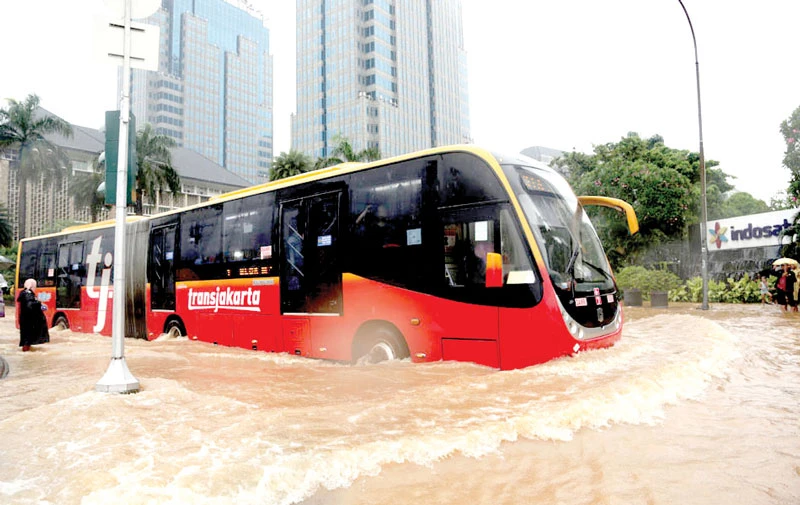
top-left (502, 164), bottom-right (614, 295)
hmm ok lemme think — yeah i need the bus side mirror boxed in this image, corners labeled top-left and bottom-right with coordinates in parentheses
top-left (577, 196), bottom-right (639, 235)
top-left (485, 252), bottom-right (503, 288)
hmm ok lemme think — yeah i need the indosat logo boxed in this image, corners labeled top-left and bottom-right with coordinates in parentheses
top-left (708, 217), bottom-right (792, 249)
top-left (187, 287), bottom-right (261, 312)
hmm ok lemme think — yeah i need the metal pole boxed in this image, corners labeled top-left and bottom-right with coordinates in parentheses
top-left (678, 0), bottom-right (709, 310)
top-left (96, 0), bottom-right (140, 393)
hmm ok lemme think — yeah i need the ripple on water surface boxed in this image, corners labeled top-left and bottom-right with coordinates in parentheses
top-left (0, 311), bottom-right (764, 505)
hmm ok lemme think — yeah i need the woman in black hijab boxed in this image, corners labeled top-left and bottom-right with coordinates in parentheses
top-left (17, 278), bottom-right (49, 351)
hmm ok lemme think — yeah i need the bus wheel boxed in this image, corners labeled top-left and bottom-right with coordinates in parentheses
top-left (165, 320), bottom-right (186, 338)
top-left (354, 325), bottom-right (409, 364)
top-left (53, 315), bottom-right (69, 330)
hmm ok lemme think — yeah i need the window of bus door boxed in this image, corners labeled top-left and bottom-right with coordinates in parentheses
top-left (280, 202), bottom-right (306, 313)
top-left (149, 225), bottom-right (176, 311)
top-left (280, 193), bottom-right (342, 314)
top-left (57, 241), bottom-right (84, 309)
top-left (307, 193), bottom-right (342, 313)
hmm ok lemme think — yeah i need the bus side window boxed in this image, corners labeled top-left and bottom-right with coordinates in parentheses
top-left (222, 192), bottom-right (274, 276)
top-left (444, 220), bottom-right (494, 287)
top-left (19, 241), bottom-right (40, 285)
top-left (39, 250), bottom-right (56, 287)
top-left (349, 161), bottom-right (426, 289)
top-left (179, 204), bottom-right (223, 280)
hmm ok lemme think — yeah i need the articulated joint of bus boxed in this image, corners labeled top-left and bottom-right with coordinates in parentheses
top-left (556, 296), bottom-right (622, 342)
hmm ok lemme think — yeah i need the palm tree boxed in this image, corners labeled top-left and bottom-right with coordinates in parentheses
top-left (315, 135), bottom-right (381, 169)
top-left (270, 149), bottom-right (312, 181)
top-left (134, 124), bottom-right (180, 215)
top-left (71, 152), bottom-right (108, 223)
top-left (0, 94), bottom-right (73, 238)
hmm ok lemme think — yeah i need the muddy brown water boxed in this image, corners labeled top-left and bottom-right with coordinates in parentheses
top-left (0, 303), bottom-right (798, 504)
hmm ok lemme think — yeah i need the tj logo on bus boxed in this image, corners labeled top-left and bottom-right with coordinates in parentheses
top-left (85, 236), bottom-right (113, 333)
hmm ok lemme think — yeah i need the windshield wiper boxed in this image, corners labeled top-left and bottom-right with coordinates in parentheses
top-left (565, 244), bottom-right (580, 285)
top-left (582, 259), bottom-right (614, 282)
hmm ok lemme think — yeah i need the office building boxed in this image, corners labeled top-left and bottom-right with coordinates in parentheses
top-left (293, 0), bottom-right (471, 159)
top-left (126, 0), bottom-right (273, 183)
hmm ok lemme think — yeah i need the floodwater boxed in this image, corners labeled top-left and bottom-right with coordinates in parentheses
top-left (0, 304), bottom-right (798, 505)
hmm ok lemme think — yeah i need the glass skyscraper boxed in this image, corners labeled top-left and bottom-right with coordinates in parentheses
top-left (127, 0), bottom-right (273, 183)
top-left (292, 0), bottom-right (471, 159)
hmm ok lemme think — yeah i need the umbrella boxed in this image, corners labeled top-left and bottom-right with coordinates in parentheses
top-left (772, 257), bottom-right (799, 268)
top-left (0, 255), bottom-right (14, 267)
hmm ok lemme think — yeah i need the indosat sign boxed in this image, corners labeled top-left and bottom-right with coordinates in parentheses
top-left (706, 208), bottom-right (798, 251)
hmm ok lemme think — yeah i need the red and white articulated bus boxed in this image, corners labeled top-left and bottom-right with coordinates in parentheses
top-left (16, 145), bottom-right (638, 370)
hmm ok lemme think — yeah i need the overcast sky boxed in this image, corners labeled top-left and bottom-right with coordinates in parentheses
top-left (1, 0), bottom-right (798, 203)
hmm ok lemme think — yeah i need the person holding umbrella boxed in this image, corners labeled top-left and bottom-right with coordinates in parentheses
top-left (773, 258), bottom-right (798, 312)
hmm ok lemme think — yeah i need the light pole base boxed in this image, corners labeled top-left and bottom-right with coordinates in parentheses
top-left (95, 357), bottom-right (140, 394)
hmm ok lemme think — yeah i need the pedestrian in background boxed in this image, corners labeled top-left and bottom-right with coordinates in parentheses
top-left (775, 264), bottom-right (797, 312)
top-left (758, 276), bottom-right (772, 305)
top-left (17, 278), bottom-right (49, 351)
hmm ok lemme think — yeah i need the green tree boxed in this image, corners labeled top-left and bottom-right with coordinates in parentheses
top-left (134, 124), bottom-right (180, 215)
top-left (71, 152), bottom-right (107, 223)
top-left (270, 149), bottom-right (312, 181)
top-left (0, 94), bottom-right (73, 238)
top-left (778, 105), bottom-right (800, 259)
top-left (768, 192), bottom-right (796, 211)
top-left (315, 135), bottom-right (381, 169)
top-left (779, 104), bottom-right (800, 199)
top-left (555, 133), bottom-right (729, 267)
top-left (712, 191), bottom-right (769, 219)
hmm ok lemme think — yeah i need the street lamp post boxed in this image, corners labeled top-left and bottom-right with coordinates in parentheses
top-left (677, 0), bottom-right (709, 310)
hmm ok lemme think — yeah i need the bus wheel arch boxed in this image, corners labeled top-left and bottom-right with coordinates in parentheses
top-left (352, 321), bottom-right (410, 364)
top-left (164, 317), bottom-right (187, 338)
top-left (52, 313), bottom-right (69, 330)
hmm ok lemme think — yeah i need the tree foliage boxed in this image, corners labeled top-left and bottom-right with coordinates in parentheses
top-left (778, 105), bottom-right (800, 259)
top-left (270, 149), bottom-right (312, 181)
top-left (554, 133), bottom-right (730, 266)
top-left (315, 135), bottom-right (381, 169)
top-left (712, 192), bottom-right (769, 220)
top-left (134, 124), bottom-right (180, 215)
top-left (780, 104), bottom-right (800, 200)
top-left (768, 192), bottom-right (796, 211)
top-left (0, 94), bottom-right (73, 238)
top-left (71, 152), bottom-right (107, 223)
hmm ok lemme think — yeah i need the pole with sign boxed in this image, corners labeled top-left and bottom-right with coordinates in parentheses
top-left (95, 0), bottom-right (159, 394)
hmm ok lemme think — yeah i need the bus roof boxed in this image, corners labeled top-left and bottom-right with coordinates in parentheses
top-left (207, 144), bottom-right (498, 205)
top-left (20, 144), bottom-right (519, 241)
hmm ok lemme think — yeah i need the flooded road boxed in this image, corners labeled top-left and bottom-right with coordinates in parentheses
top-left (1, 303), bottom-right (798, 504)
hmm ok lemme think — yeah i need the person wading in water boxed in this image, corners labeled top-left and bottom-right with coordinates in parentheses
top-left (17, 278), bottom-right (50, 351)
